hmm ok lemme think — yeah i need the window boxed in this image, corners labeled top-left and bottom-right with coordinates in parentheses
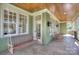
top-left (2, 9), bottom-right (28, 36)
top-left (3, 10), bottom-right (16, 35)
top-left (19, 14), bottom-right (27, 33)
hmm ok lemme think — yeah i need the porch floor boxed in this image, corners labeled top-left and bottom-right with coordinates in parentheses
top-left (0, 36), bottom-right (79, 55)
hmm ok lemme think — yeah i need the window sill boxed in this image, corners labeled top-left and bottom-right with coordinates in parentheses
top-left (1, 33), bottom-right (29, 38)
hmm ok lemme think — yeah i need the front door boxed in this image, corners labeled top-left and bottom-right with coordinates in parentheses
top-left (33, 15), bottom-right (42, 43)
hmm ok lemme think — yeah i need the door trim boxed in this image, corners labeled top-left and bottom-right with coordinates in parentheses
top-left (33, 14), bottom-right (42, 44)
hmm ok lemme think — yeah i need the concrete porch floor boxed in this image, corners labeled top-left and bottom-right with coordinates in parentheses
top-left (0, 37), bottom-right (79, 55)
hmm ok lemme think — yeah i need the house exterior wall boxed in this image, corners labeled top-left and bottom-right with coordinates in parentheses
top-left (42, 12), bottom-right (52, 45)
top-left (0, 4), bottom-right (60, 52)
top-left (0, 37), bottom-right (8, 53)
top-left (42, 12), bottom-right (60, 45)
top-left (0, 4), bottom-right (33, 52)
top-left (60, 23), bottom-right (66, 34)
top-left (29, 16), bottom-right (33, 34)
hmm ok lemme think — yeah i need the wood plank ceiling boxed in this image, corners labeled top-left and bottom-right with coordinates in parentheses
top-left (12, 3), bottom-right (79, 22)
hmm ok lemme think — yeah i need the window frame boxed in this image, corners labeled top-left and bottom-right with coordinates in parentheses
top-left (1, 8), bottom-right (29, 37)
top-left (18, 13), bottom-right (28, 34)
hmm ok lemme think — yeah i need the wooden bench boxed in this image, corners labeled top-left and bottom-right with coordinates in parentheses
top-left (8, 34), bottom-right (34, 54)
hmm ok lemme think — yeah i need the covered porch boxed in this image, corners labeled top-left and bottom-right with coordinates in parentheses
top-left (0, 3), bottom-right (79, 55)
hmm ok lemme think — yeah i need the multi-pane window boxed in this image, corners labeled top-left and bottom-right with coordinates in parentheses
top-left (19, 14), bottom-right (27, 33)
top-left (2, 9), bottom-right (28, 36)
top-left (3, 10), bottom-right (16, 35)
